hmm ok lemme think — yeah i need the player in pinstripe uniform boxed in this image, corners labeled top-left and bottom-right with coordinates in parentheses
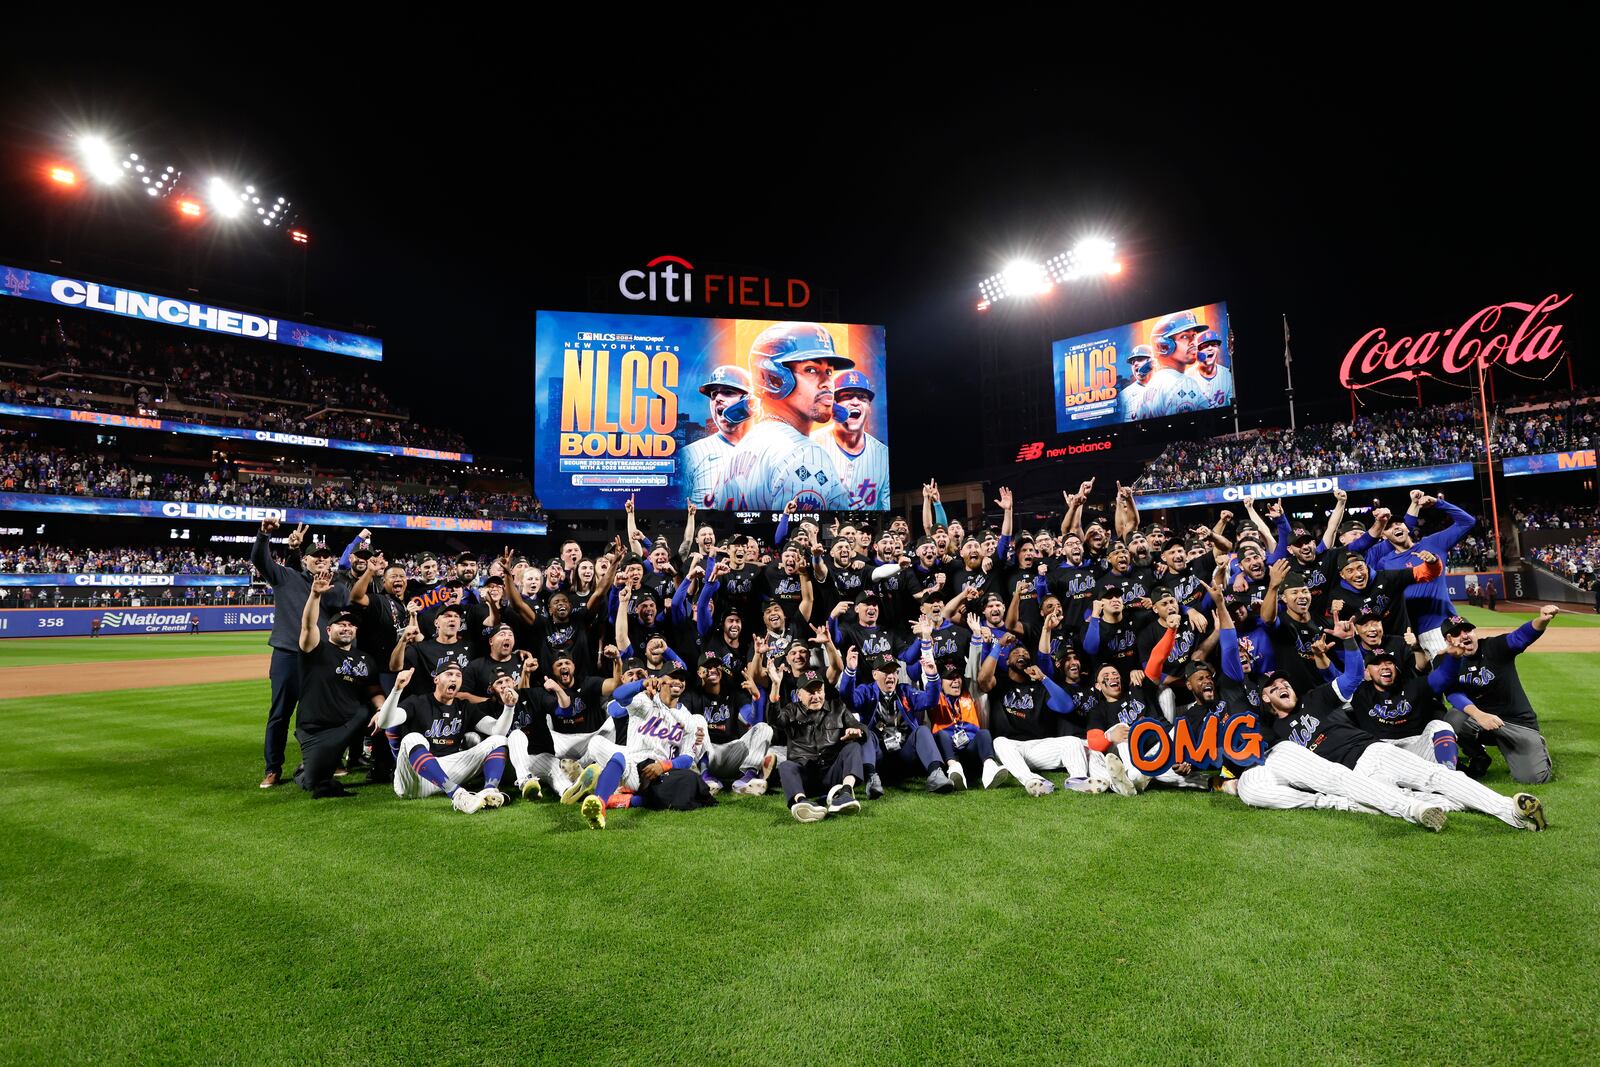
top-left (812, 369), bottom-right (890, 510)
top-left (682, 365), bottom-right (752, 508)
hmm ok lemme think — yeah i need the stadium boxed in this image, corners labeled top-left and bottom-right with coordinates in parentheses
top-left (2, 59), bottom-right (1596, 1065)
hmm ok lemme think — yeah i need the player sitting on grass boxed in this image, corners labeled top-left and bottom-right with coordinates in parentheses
top-left (839, 648), bottom-right (954, 796)
top-left (371, 664), bottom-right (512, 814)
top-left (565, 669), bottom-right (718, 830)
top-left (1431, 608), bottom-right (1558, 784)
top-left (774, 668), bottom-right (868, 823)
top-left (913, 658), bottom-right (1008, 790)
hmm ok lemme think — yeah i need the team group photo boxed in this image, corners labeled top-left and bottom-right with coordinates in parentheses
top-left (1, 52), bottom-right (1594, 1067)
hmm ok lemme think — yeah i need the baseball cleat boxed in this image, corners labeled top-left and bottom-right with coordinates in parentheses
top-left (981, 759), bottom-right (1008, 789)
top-left (791, 799), bottom-right (828, 823)
top-left (478, 788), bottom-right (508, 809)
top-left (561, 764), bottom-right (600, 805)
top-left (581, 794), bottom-right (606, 829)
top-left (558, 759), bottom-right (583, 782)
top-left (866, 773), bottom-right (885, 799)
top-left (451, 789), bottom-right (485, 814)
top-left (701, 772), bottom-right (724, 795)
top-left (731, 770), bottom-right (758, 795)
top-left (1514, 793), bottom-right (1547, 831)
top-left (1416, 806), bottom-right (1448, 832)
top-left (1103, 752), bottom-right (1138, 797)
top-left (1066, 777), bottom-right (1109, 794)
top-left (519, 776), bottom-right (543, 800)
top-left (826, 783), bottom-right (861, 814)
top-left (925, 767), bottom-right (954, 794)
top-left (946, 761), bottom-right (967, 790)
top-left (1024, 777), bottom-right (1056, 797)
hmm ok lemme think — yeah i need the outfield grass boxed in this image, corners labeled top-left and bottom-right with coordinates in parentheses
top-left (0, 631), bottom-right (266, 667)
top-left (2, 662), bottom-right (1598, 1065)
top-left (1457, 605), bottom-right (1600, 628)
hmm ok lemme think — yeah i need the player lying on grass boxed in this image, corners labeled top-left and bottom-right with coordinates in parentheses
top-left (370, 665), bottom-right (512, 814)
top-left (564, 669), bottom-right (719, 830)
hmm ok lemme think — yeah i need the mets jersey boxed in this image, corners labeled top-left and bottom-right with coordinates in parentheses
top-left (1138, 367), bottom-right (1213, 419)
top-left (682, 431), bottom-right (738, 509)
top-left (715, 419), bottom-right (854, 511)
top-left (1185, 363), bottom-right (1234, 409)
top-left (623, 691), bottom-right (696, 765)
top-left (812, 428), bottom-right (890, 509)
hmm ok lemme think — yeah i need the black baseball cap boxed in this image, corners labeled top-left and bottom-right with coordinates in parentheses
top-left (430, 662), bottom-right (463, 678)
top-left (1339, 519), bottom-right (1367, 535)
top-left (490, 623), bottom-right (514, 636)
top-left (620, 656), bottom-right (647, 673)
top-left (797, 669), bottom-right (827, 690)
top-left (854, 590), bottom-right (880, 604)
top-left (938, 661), bottom-right (964, 680)
top-left (1353, 607), bottom-right (1384, 624)
top-left (699, 651), bottom-right (723, 668)
top-left (305, 545), bottom-right (333, 558)
top-left (328, 610), bottom-right (360, 627)
top-left (1440, 615), bottom-right (1476, 639)
top-left (663, 665), bottom-right (689, 680)
top-left (1279, 571), bottom-right (1309, 590)
top-left (481, 575), bottom-right (504, 587)
top-left (1362, 647), bottom-right (1397, 664)
top-left (434, 604), bottom-right (463, 618)
top-left (550, 650), bottom-right (576, 667)
top-left (457, 552), bottom-right (478, 564)
top-left (1288, 530), bottom-right (1318, 547)
top-left (352, 547), bottom-right (373, 559)
top-left (1183, 659), bottom-right (1216, 678)
top-left (870, 653), bottom-right (900, 674)
top-left (1256, 669), bottom-right (1292, 695)
top-left (633, 590), bottom-right (660, 608)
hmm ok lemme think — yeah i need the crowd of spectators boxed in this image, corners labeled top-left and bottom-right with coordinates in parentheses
top-left (1136, 402), bottom-right (1484, 491)
top-left (0, 543), bottom-right (254, 575)
top-left (1513, 502), bottom-right (1600, 530)
top-left (0, 443), bottom-right (541, 520)
top-left (0, 585), bottom-right (273, 607)
top-left (0, 312), bottom-right (468, 451)
top-left (1496, 395), bottom-right (1599, 458)
top-left (1529, 536), bottom-right (1600, 589)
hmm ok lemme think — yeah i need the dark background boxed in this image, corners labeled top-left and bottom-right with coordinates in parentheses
top-left (0, 55), bottom-right (1585, 496)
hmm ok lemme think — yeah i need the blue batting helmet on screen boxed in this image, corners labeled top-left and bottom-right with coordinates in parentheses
top-left (1196, 329), bottom-right (1223, 347)
top-left (830, 368), bottom-right (875, 422)
top-left (700, 365), bottom-right (752, 425)
top-left (751, 322), bottom-right (855, 399)
top-left (1152, 310), bottom-right (1209, 356)
top-left (1129, 345), bottom-right (1154, 366)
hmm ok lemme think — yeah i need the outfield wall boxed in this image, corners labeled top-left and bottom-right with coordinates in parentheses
top-left (0, 606), bottom-right (274, 638)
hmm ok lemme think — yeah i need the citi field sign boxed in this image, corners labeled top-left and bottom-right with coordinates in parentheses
top-left (1340, 293), bottom-right (1572, 391)
top-left (618, 255), bottom-right (812, 310)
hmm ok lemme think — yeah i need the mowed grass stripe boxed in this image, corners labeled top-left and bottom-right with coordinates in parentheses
top-left (0, 664), bottom-right (1596, 1064)
top-left (0, 631), bottom-right (268, 667)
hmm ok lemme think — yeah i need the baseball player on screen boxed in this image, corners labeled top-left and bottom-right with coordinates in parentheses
top-left (1137, 311), bottom-right (1213, 419)
top-left (812, 369), bottom-right (890, 509)
top-left (682, 365), bottom-right (752, 508)
top-left (1120, 345), bottom-right (1155, 421)
top-left (1185, 329), bottom-right (1233, 408)
top-left (714, 322), bottom-right (858, 511)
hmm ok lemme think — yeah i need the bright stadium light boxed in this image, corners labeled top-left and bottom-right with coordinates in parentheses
top-left (979, 237), bottom-right (1120, 307)
top-left (78, 135), bottom-right (122, 183)
top-left (49, 165), bottom-right (78, 186)
top-left (208, 177), bottom-right (244, 218)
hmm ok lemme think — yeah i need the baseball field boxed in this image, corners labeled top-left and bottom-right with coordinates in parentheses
top-left (2, 610), bottom-right (1597, 1065)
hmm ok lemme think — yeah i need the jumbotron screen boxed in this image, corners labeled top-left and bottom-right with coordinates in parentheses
top-left (534, 311), bottom-right (889, 511)
top-left (1052, 301), bottom-right (1232, 433)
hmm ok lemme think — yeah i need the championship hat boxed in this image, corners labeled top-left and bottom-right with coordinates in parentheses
top-left (1440, 615), bottom-right (1476, 639)
top-left (797, 669), bottom-right (827, 691)
top-left (831, 369), bottom-right (876, 399)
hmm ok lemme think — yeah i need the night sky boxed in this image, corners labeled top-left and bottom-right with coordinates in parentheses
top-left (0, 57), bottom-right (1584, 489)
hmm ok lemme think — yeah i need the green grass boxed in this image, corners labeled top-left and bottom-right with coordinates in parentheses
top-left (2, 662), bottom-right (1598, 1065)
top-left (1457, 605), bottom-right (1600, 628)
top-left (0, 631), bottom-right (266, 667)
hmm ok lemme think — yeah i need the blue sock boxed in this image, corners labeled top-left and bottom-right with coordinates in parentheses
top-left (482, 745), bottom-right (507, 789)
top-left (384, 728), bottom-right (403, 760)
top-left (595, 752), bottom-right (626, 802)
top-left (409, 748), bottom-right (457, 797)
top-left (1432, 729), bottom-right (1459, 768)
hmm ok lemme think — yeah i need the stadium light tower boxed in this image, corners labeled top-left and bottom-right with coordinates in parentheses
top-left (977, 237), bottom-right (1121, 311)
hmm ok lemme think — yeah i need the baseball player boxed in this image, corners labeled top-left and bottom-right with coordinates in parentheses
top-left (1344, 646), bottom-right (1460, 767)
top-left (292, 573), bottom-right (382, 798)
top-left (370, 664), bottom-right (512, 814)
top-left (1184, 329), bottom-right (1233, 408)
top-left (534, 650), bottom-right (627, 802)
top-left (1357, 493), bottom-right (1477, 656)
top-left (1241, 641), bottom-right (1547, 831)
top-left (682, 365), bottom-right (753, 508)
top-left (714, 322), bottom-right (857, 511)
top-left (811, 368), bottom-right (890, 509)
top-left (680, 652), bottom-right (777, 795)
top-left (564, 669), bottom-right (718, 830)
top-left (1120, 345), bottom-right (1155, 421)
top-left (979, 637), bottom-right (1100, 796)
top-left (1135, 311), bottom-right (1213, 419)
top-left (1432, 609), bottom-right (1557, 783)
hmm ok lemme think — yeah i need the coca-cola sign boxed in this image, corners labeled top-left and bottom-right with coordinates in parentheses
top-left (1340, 293), bottom-right (1572, 390)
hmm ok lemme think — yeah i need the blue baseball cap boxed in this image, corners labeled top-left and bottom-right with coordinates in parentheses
top-left (832, 369), bottom-right (875, 399)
